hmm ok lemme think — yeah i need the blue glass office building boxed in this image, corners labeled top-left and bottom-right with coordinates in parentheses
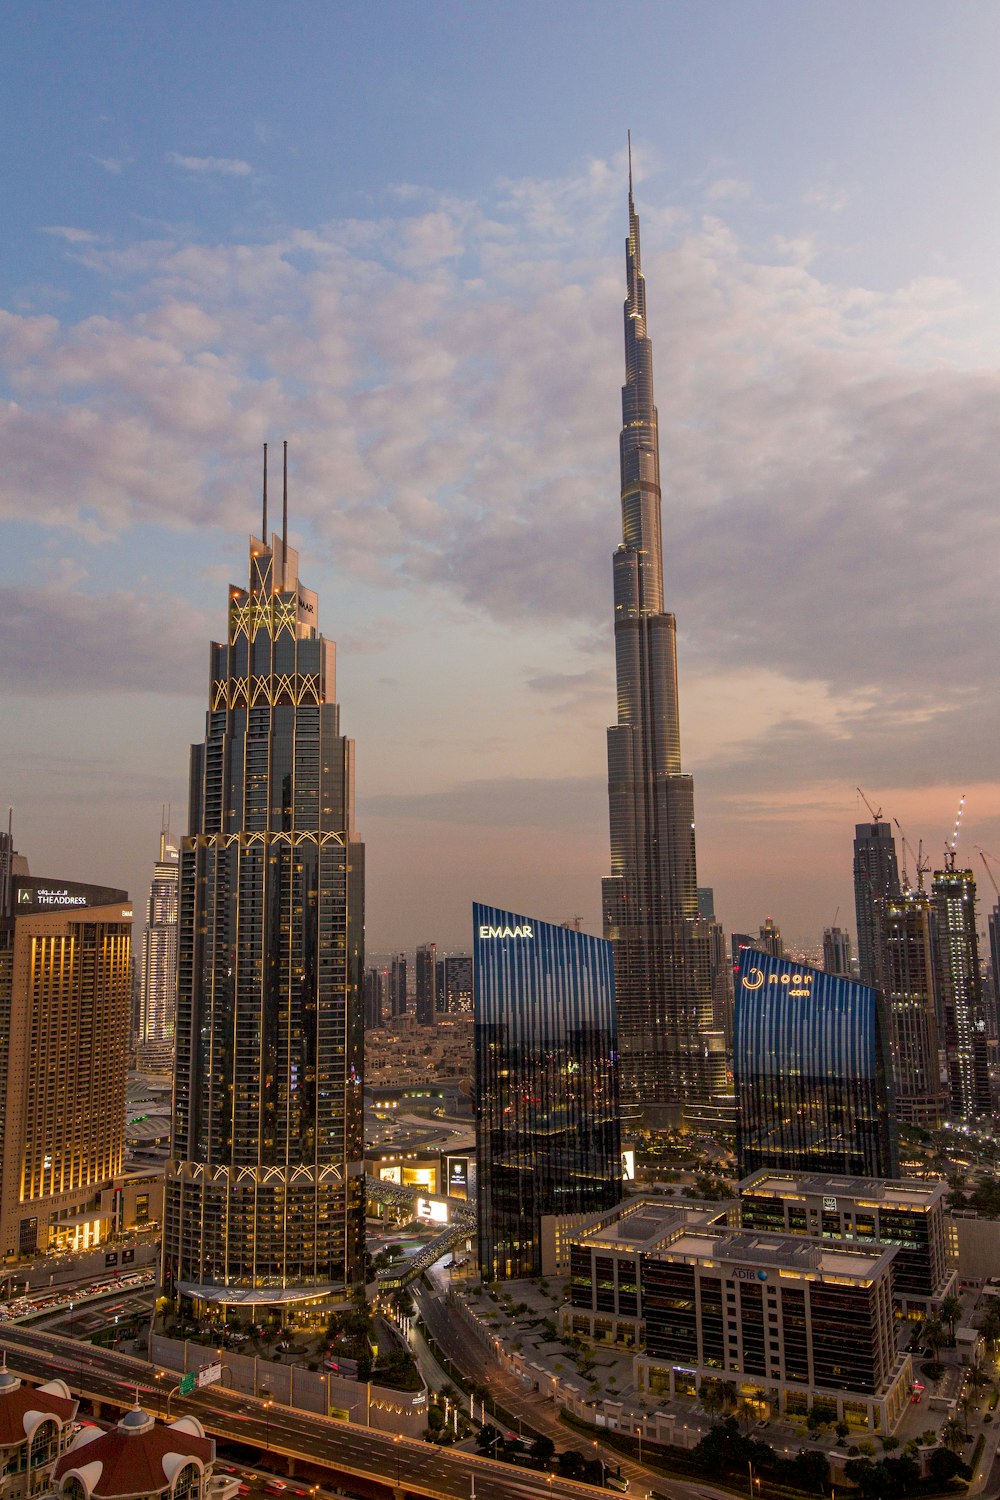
top-left (474, 904), bottom-right (622, 1281)
top-left (734, 949), bottom-right (898, 1180)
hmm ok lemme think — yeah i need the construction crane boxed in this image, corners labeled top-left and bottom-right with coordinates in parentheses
top-left (894, 816), bottom-right (930, 893)
top-left (945, 794), bottom-right (966, 870)
top-left (976, 846), bottom-right (1000, 908)
top-left (857, 787), bottom-right (883, 823)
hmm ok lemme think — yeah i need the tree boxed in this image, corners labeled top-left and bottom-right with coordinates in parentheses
top-left (940, 1293), bottom-right (963, 1343)
top-left (699, 1378), bottom-right (728, 1422)
top-left (981, 1303), bottom-right (1000, 1347)
top-left (923, 1317), bottom-right (945, 1360)
top-left (928, 1447), bottom-right (971, 1486)
top-left (557, 1449), bottom-right (587, 1480)
top-left (835, 1421), bottom-right (850, 1444)
top-left (942, 1417), bottom-right (966, 1454)
top-left (789, 1449), bottom-right (831, 1494)
top-left (530, 1435), bottom-right (555, 1464)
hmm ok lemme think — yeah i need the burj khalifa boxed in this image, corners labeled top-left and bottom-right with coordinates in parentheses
top-left (602, 156), bottom-right (726, 1122)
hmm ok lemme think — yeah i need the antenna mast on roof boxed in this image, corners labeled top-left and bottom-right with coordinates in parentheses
top-left (262, 441), bottom-right (268, 540)
top-left (282, 440), bottom-right (288, 591)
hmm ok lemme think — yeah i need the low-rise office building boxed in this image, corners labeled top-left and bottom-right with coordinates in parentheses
top-left (563, 1197), bottom-right (733, 1347)
top-left (635, 1227), bottom-right (912, 1433)
top-left (739, 1171), bottom-right (955, 1314)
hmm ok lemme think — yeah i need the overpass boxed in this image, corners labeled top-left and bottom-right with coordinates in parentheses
top-left (0, 1323), bottom-right (623, 1500)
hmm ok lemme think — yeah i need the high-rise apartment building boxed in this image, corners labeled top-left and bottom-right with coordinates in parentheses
top-left (138, 826), bottom-right (179, 1053)
top-left (602, 161), bottom-right (723, 1122)
top-left (853, 821), bottom-right (901, 992)
top-left (823, 926), bottom-right (853, 977)
top-left (415, 942), bottom-right (436, 1026)
top-left (734, 948), bottom-right (899, 1180)
top-left (390, 954), bottom-right (407, 1018)
top-left (932, 861), bottom-right (991, 1119)
top-left (0, 870), bottom-right (131, 1257)
top-left (163, 463), bottom-right (365, 1317)
top-left (474, 903), bottom-right (622, 1280)
top-left (363, 965), bottom-right (387, 1030)
top-left (882, 890), bottom-right (943, 1129)
top-left (697, 890), bottom-right (732, 1038)
top-left (436, 953), bottom-right (473, 1015)
top-left (988, 904), bottom-right (1000, 1038)
top-left (757, 917), bottom-right (785, 958)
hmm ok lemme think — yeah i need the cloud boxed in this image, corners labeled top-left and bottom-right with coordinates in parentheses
top-left (89, 155), bottom-right (126, 175)
top-left (0, 583), bottom-right (207, 693)
top-left (166, 152), bottom-right (252, 177)
top-left (42, 226), bottom-right (100, 244)
top-left (4, 155), bottom-right (1000, 737)
top-left (706, 177), bottom-right (753, 203)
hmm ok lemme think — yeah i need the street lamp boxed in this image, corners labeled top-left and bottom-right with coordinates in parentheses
top-left (593, 1440), bottom-right (605, 1488)
top-left (394, 1433), bottom-right (402, 1490)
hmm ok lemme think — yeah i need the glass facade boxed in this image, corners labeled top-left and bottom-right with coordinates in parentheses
top-left (853, 821), bottom-right (901, 992)
top-left (734, 949), bottom-right (898, 1180)
top-left (474, 903), bottom-right (622, 1281)
top-left (602, 175), bottom-right (724, 1117)
top-left (163, 526), bottom-right (365, 1309)
top-left (882, 891), bottom-right (943, 1128)
top-left (932, 864), bottom-right (991, 1120)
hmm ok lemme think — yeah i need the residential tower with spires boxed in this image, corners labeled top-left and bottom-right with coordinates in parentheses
top-left (602, 149), bottom-right (726, 1123)
top-left (162, 444), bottom-right (365, 1321)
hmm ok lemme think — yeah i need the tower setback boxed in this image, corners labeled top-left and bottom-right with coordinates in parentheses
top-left (602, 158), bottom-right (723, 1119)
top-left (163, 464), bottom-right (365, 1316)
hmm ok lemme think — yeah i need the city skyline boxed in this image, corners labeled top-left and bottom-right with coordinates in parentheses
top-left (5, 7), bottom-right (1000, 949)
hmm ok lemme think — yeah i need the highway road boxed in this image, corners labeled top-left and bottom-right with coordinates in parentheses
top-left (0, 1323), bottom-right (625, 1500)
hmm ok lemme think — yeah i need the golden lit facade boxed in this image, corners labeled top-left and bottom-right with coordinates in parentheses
top-left (0, 893), bottom-right (131, 1259)
top-left (163, 519), bottom-right (365, 1313)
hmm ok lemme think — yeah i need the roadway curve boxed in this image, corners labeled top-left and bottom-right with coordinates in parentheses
top-left (0, 1323), bottom-right (624, 1500)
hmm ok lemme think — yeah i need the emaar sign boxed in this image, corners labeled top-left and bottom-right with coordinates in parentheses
top-left (478, 924), bottom-right (533, 939)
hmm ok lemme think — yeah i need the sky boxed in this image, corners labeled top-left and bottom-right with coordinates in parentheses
top-left (4, 1), bottom-right (1000, 951)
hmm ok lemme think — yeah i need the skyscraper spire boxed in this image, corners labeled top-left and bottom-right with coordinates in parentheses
top-left (603, 161), bottom-right (725, 1124)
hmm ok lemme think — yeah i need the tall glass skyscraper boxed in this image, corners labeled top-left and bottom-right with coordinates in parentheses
top-left (734, 948), bottom-right (899, 1180)
top-left (602, 157), bottom-right (724, 1121)
top-left (932, 861), bottom-right (991, 1120)
top-left (853, 820), bottom-right (901, 993)
top-left (474, 903), bottom-right (621, 1281)
top-left (163, 469), bottom-right (365, 1319)
top-left (882, 890), bottom-right (943, 1129)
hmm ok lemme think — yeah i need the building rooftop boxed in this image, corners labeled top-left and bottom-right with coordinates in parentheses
top-left (654, 1226), bottom-right (897, 1283)
top-left (569, 1196), bottom-right (729, 1253)
top-left (739, 1169), bottom-right (946, 1209)
top-left (0, 1370), bottom-right (76, 1446)
top-left (53, 1408), bottom-right (214, 1498)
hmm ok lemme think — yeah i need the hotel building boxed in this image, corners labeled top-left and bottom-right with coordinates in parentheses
top-left (0, 873), bottom-right (131, 1258)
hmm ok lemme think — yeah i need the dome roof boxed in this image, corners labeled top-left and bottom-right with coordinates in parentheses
top-left (118, 1406), bottom-right (155, 1435)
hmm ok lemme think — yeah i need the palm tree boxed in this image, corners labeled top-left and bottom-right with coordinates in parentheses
top-left (942, 1418), bottom-right (966, 1454)
top-left (924, 1317), bottom-right (946, 1362)
top-left (940, 1294), bottom-right (963, 1344)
